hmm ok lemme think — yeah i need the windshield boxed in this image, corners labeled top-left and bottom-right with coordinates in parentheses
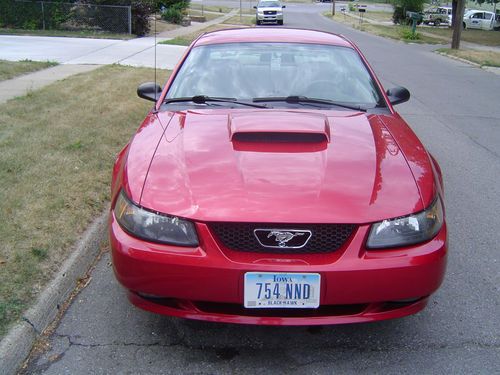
top-left (166, 43), bottom-right (382, 107)
top-left (258, 1), bottom-right (281, 7)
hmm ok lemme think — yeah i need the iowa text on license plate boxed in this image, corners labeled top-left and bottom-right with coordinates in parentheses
top-left (244, 272), bottom-right (320, 309)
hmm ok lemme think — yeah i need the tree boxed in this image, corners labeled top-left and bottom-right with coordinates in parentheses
top-left (451, 0), bottom-right (466, 49)
top-left (391, 0), bottom-right (425, 24)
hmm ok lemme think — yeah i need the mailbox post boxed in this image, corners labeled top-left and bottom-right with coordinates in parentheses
top-left (358, 7), bottom-right (366, 24)
top-left (406, 11), bottom-right (423, 36)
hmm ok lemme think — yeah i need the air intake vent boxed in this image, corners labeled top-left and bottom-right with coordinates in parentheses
top-left (232, 132), bottom-right (328, 143)
top-left (228, 112), bottom-right (331, 143)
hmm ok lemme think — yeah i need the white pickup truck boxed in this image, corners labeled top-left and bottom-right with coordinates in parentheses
top-left (463, 10), bottom-right (500, 31)
top-left (423, 6), bottom-right (452, 26)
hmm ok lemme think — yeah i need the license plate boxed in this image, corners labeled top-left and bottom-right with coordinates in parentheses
top-left (244, 272), bottom-right (320, 309)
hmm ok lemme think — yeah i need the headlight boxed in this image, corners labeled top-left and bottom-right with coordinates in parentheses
top-left (366, 197), bottom-right (444, 249)
top-left (114, 191), bottom-right (199, 247)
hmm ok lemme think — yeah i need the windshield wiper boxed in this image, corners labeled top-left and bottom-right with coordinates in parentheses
top-left (253, 96), bottom-right (366, 111)
top-left (164, 96), bottom-right (268, 109)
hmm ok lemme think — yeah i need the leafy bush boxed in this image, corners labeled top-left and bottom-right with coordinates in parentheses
top-left (0, 0), bottom-right (43, 29)
top-left (162, 2), bottom-right (189, 24)
top-left (87, 0), bottom-right (156, 36)
top-left (401, 28), bottom-right (421, 40)
top-left (391, 0), bottom-right (424, 24)
top-left (161, 5), bottom-right (184, 24)
top-left (0, 0), bottom-right (157, 36)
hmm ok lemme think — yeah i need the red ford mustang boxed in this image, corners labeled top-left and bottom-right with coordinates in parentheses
top-left (110, 28), bottom-right (447, 325)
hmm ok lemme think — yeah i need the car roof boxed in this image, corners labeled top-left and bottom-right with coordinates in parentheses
top-left (193, 28), bottom-right (354, 49)
top-left (466, 9), bottom-right (494, 14)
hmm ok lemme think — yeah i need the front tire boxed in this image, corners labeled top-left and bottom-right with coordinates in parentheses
top-left (434, 19), bottom-right (441, 26)
top-left (278, 20), bottom-right (283, 25)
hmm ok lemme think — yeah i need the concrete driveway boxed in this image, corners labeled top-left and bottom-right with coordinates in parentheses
top-left (0, 35), bottom-right (187, 69)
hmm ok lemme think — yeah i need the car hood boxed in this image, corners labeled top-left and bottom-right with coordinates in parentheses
top-left (133, 109), bottom-right (432, 224)
top-left (257, 6), bottom-right (282, 11)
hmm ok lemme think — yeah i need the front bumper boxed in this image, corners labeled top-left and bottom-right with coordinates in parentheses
top-left (110, 214), bottom-right (447, 325)
top-left (257, 13), bottom-right (283, 22)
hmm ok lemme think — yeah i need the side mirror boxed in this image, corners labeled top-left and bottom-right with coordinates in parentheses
top-left (282, 5), bottom-right (286, 8)
top-left (253, 5), bottom-right (257, 8)
top-left (137, 82), bottom-right (162, 102)
top-left (386, 86), bottom-right (410, 106)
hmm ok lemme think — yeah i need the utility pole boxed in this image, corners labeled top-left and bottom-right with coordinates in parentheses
top-left (451, 0), bottom-right (465, 49)
top-left (332, 0), bottom-right (336, 16)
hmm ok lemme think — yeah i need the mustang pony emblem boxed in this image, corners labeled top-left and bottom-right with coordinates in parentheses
top-left (267, 231), bottom-right (305, 247)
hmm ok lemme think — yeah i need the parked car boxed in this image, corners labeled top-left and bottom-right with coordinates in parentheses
top-left (254, 0), bottom-right (285, 25)
top-left (423, 6), bottom-right (452, 26)
top-left (110, 27), bottom-right (448, 326)
top-left (463, 10), bottom-right (500, 30)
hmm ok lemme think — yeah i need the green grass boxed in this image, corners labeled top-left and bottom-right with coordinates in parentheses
top-left (324, 12), bottom-right (444, 44)
top-left (223, 15), bottom-right (256, 26)
top-left (420, 27), bottom-right (500, 47)
top-left (0, 65), bottom-right (169, 338)
top-left (437, 48), bottom-right (500, 67)
top-left (160, 24), bottom-right (246, 46)
top-left (160, 36), bottom-right (193, 46)
top-left (0, 60), bottom-right (58, 82)
top-left (188, 4), bottom-right (233, 13)
top-left (0, 28), bottom-right (134, 39)
top-left (187, 9), bottom-right (222, 22)
top-left (358, 10), bottom-right (393, 23)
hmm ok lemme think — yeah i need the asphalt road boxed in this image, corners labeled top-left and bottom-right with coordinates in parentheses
top-left (24, 4), bottom-right (500, 374)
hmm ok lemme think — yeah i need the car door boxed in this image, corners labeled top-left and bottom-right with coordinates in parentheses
top-left (468, 11), bottom-right (483, 29)
top-left (481, 12), bottom-right (493, 30)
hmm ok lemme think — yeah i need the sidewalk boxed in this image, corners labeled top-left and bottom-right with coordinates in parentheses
top-left (0, 9), bottom-right (239, 70)
top-left (0, 64), bottom-right (100, 104)
top-left (0, 9), bottom-right (242, 104)
top-left (158, 8), bottom-right (239, 38)
top-left (0, 34), bottom-right (187, 69)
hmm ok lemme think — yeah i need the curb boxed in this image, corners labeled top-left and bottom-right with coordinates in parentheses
top-left (435, 51), bottom-right (500, 76)
top-left (0, 209), bottom-right (109, 375)
top-left (436, 51), bottom-right (481, 67)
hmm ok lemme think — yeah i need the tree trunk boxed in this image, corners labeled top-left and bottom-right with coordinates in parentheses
top-left (451, 0), bottom-right (458, 28)
top-left (451, 0), bottom-right (465, 49)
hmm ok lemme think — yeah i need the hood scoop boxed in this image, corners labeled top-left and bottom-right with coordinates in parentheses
top-left (228, 112), bottom-right (331, 143)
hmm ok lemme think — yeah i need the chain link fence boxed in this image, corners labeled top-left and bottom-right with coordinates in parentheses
top-left (0, 0), bottom-right (132, 34)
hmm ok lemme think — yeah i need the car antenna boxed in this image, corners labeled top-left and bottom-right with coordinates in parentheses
top-left (153, 7), bottom-right (158, 114)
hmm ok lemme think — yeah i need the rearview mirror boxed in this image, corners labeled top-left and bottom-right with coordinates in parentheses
top-left (137, 82), bottom-right (162, 102)
top-left (386, 86), bottom-right (410, 106)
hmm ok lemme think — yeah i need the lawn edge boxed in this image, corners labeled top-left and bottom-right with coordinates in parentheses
top-left (0, 208), bottom-right (109, 375)
top-left (435, 51), bottom-right (500, 75)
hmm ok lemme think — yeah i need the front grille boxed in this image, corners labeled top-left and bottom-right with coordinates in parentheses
top-left (264, 10), bottom-right (277, 15)
top-left (209, 222), bottom-right (356, 254)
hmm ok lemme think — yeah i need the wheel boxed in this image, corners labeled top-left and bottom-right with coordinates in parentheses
top-left (463, 22), bottom-right (466, 29)
top-left (434, 19), bottom-right (441, 26)
top-left (278, 20), bottom-right (283, 25)
top-left (256, 18), bottom-right (260, 25)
